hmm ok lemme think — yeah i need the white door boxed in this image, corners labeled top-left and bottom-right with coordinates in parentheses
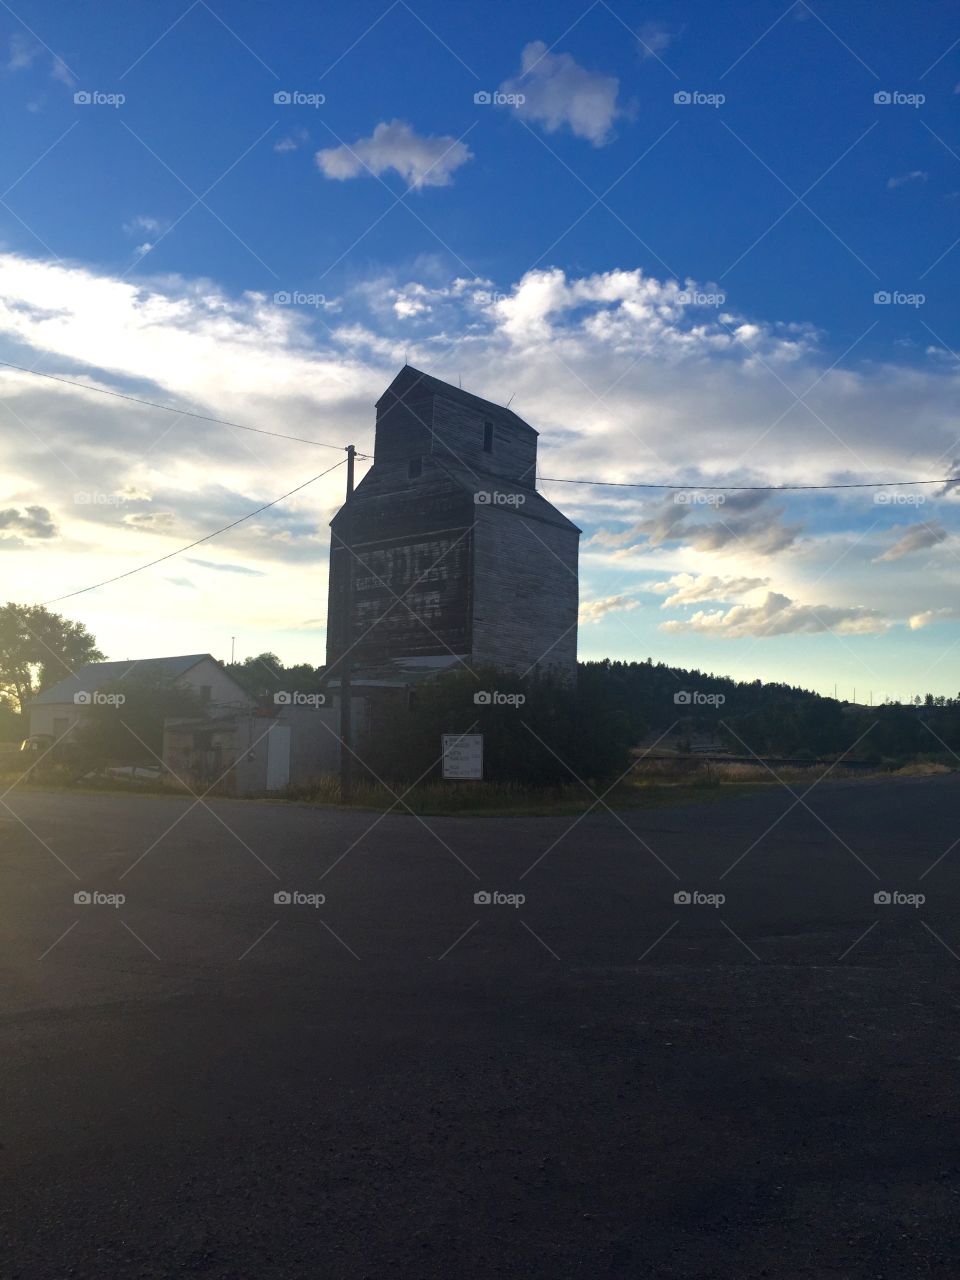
top-left (265, 724), bottom-right (291, 791)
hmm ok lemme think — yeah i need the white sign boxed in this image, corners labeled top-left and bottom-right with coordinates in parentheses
top-left (442, 734), bottom-right (483, 780)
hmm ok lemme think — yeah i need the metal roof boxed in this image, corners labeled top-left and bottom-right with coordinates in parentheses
top-left (33, 654), bottom-right (224, 704)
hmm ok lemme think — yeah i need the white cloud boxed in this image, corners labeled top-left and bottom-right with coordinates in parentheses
top-left (875, 522), bottom-right (948, 561)
top-left (0, 250), bottom-right (956, 671)
top-left (652, 573), bottom-right (770, 607)
top-left (887, 171), bottom-right (928, 190)
top-left (661, 591), bottom-right (889, 638)
top-left (315, 120), bottom-right (472, 189)
top-left (908, 608), bottom-right (955, 630)
top-left (637, 21), bottom-right (676, 60)
top-left (7, 35), bottom-right (37, 71)
top-left (123, 215), bottom-right (166, 236)
top-left (274, 128), bottom-right (309, 154)
top-left (6, 36), bottom-right (74, 87)
top-left (579, 594), bottom-right (640, 624)
top-left (50, 57), bottom-right (75, 87)
top-left (500, 42), bottom-right (622, 146)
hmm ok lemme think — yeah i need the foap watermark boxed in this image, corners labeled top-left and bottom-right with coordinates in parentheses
top-left (674, 491), bottom-right (725, 507)
top-left (474, 890), bottom-right (525, 908)
top-left (874, 90), bottom-right (924, 108)
top-left (474, 490), bottom-right (525, 507)
top-left (674, 690), bottom-right (725, 707)
top-left (74, 690), bottom-right (125, 707)
top-left (474, 690), bottom-right (526, 707)
top-left (274, 691), bottom-right (326, 708)
top-left (874, 890), bottom-right (925, 908)
top-left (274, 90), bottom-right (325, 107)
top-left (74, 491), bottom-right (128, 506)
top-left (74, 90), bottom-right (125, 108)
top-left (677, 289), bottom-right (726, 307)
top-left (74, 890), bottom-right (125, 908)
top-left (473, 90), bottom-right (525, 106)
top-left (274, 290), bottom-right (327, 308)
top-left (874, 491), bottom-right (926, 506)
top-left (674, 90), bottom-right (725, 108)
top-left (874, 290), bottom-right (925, 307)
top-left (274, 890), bottom-right (326, 907)
top-left (674, 890), bottom-right (725, 907)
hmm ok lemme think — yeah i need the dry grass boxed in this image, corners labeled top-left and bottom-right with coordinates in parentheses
top-left (1, 754), bottom-right (951, 817)
top-left (630, 757), bottom-right (880, 786)
top-left (891, 760), bottom-right (953, 776)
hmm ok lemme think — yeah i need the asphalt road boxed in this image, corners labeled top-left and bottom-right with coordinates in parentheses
top-left (2, 774), bottom-right (959, 1278)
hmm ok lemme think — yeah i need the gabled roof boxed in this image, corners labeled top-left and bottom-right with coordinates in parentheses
top-left (34, 654), bottom-right (236, 704)
top-left (331, 457), bottom-right (581, 534)
top-left (439, 463), bottom-right (581, 534)
top-left (376, 365), bottom-right (538, 436)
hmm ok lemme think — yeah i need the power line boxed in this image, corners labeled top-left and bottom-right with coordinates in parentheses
top-left (43, 458), bottom-right (347, 605)
top-left (0, 359), bottom-right (373, 457)
top-left (4, 358), bottom-right (953, 489)
top-left (538, 474), bottom-right (959, 491)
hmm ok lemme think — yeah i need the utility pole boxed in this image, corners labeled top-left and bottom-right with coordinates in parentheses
top-left (339, 445), bottom-right (356, 801)
top-left (230, 636), bottom-right (236, 664)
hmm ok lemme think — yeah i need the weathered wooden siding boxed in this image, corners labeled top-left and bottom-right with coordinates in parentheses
top-left (327, 368), bottom-right (579, 681)
top-left (431, 394), bottom-right (537, 486)
top-left (326, 471), bottom-right (474, 668)
top-left (471, 504), bottom-right (579, 681)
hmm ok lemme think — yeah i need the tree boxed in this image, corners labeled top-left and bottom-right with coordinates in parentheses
top-left (362, 668), bottom-right (633, 788)
top-left (0, 603), bottom-right (104, 716)
top-left (224, 653), bottom-right (326, 700)
top-left (74, 674), bottom-right (203, 768)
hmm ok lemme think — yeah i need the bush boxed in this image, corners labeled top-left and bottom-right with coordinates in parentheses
top-left (361, 667), bottom-right (633, 788)
top-left (73, 674), bottom-right (203, 770)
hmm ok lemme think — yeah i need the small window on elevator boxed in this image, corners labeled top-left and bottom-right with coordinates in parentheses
top-left (483, 420), bottom-right (494, 452)
top-left (408, 456), bottom-right (423, 479)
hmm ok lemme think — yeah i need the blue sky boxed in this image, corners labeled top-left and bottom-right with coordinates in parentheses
top-left (1, 0), bottom-right (958, 700)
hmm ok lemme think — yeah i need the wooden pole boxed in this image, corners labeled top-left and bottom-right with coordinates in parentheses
top-left (340, 446), bottom-right (356, 800)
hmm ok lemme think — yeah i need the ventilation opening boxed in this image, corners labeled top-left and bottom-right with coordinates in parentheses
top-left (408, 456), bottom-right (423, 479)
top-left (483, 421), bottom-right (494, 453)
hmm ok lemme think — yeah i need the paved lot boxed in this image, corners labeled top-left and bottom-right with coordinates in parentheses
top-left (2, 775), bottom-right (959, 1278)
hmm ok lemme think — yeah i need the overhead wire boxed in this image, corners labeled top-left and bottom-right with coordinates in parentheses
top-left (43, 458), bottom-right (347, 605)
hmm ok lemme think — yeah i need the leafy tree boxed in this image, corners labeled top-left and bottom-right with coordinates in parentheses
top-left (224, 653), bottom-right (326, 700)
top-left (74, 674), bottom-right (203, 768)
top-left (0, 695), bottom-right (21, 743)
top-left (0, 603), bottom-right (104, 715)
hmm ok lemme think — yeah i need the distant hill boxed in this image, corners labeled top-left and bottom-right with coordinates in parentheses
top-left (579, 659), bottom-right (960, 762)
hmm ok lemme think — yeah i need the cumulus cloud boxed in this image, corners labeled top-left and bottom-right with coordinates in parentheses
top-left (652, 573), bottom-right (770, 607)
top-left (875, 522), bottom-right (948, 561)
top-left (661, 591), bottom-right (889, 638)
top-left (594, 491), bottom-right (802, 557)
top-left (0, 250), bottom-right (956, 666)
top-left (315, 120), bottom-right (472, 188)
top-left (0, 504), bottom-right (56, 546)
top-left (500, 42), bottom-right (622, 146)
top-left (579, 594), bottom-right (640, 624)
top-left (489, 265), bottom-right (814, 359)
